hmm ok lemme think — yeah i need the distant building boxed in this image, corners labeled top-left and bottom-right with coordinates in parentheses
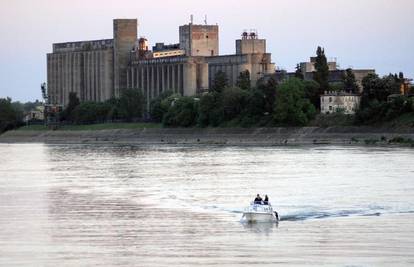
top-left (265, 57), bottom-right (375, 93)
top-left (320, 91), bottom-right (361, 115)
top-left (400, 78), bottom-right (413, 96)
top-left (24, 106), bottom-right (45, 122)
top-left (47, 19), bottom-right (137, 106)
top-left (127, 27), bottom-right (275, 110)
top-left (47, 19), bottom-right (275, 108)
top-left (300, 57), bottom-right (338, 73)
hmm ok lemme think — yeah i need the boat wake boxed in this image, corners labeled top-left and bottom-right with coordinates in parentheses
top-left (138, 193), bottom-right (414, 223)
top-left (279, 208), bottom-right (414, 222)
top-left (207, 204), bottom-right (414, 222)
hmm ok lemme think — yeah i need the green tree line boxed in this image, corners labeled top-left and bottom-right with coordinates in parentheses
top-left (150, 71), bottom-right (318, 128)
top-left (60, 89), bottom-right (145, 124)
top-left (356, 73), bottom-right (414, 124)
top-left (0, 98), bottom-right (24, 133)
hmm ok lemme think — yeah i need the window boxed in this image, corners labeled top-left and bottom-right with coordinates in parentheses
top-left (329, 97), bottom-right (332, 102)
top-left (329, 106), bottom-right (333, 111)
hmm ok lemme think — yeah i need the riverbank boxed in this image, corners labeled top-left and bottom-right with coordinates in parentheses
top-left (0, 127), bottom-right (413, 146)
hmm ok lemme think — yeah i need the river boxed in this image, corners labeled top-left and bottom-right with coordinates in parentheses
top-left (0, 144), bottom-right (413, 266)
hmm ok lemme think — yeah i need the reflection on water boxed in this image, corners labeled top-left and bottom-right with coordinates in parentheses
top-left (0, 144), bottom-right (414, 266)
top-left (242, 222), bottom-right (278, 235)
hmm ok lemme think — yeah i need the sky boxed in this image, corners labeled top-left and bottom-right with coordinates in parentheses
top-left (0, 0), bottom-right (413, 102)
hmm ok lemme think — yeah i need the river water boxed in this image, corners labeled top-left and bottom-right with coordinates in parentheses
top-left (0, 143), bottom-right (413, 266)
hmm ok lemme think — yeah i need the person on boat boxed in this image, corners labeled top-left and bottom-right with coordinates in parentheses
top-left (263, 195), bottom-right (269, 205)
top-left (254, 194), bottom-right (263, 204)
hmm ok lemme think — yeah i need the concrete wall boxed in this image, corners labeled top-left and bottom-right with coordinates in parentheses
top-left (47, 48), bottom-right (113, 106)
top-left (300, 61), bottom-right (337, 73)
top-left (53, 39), bottom-right (113, 53)
top-left (113, 19), bottom-right (138, 97)
top-left (128, 56), bottom-right (208, 110)
top-left (353, 69), bottom-right (376, 93)
top-left (207, 53), bottom-right (275, 88)
top-left (179, 24), bottom-right (219, 57)
top-left (236, 39), bottom-right (266, 54)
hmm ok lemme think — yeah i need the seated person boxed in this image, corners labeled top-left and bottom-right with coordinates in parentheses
top-left (254, 194), bottom-right (263, 204)
top-left (263, 195), bottom-right (269, 205)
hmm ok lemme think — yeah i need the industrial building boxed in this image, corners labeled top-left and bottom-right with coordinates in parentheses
top-left (267, 57), bottom-right (375, 93)
top-left (47, 19), bottom-right (275, 107)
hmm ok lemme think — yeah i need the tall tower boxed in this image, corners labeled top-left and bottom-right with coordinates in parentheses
top-left (179, 23), bottom-right (219, 57)
top-left (113, 19), bottom-right (138, 97)
top-left (236, 30), bottom-right (266, 55)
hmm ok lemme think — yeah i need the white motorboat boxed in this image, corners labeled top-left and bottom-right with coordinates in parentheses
top-left (242, 202), bottom-right (279, 223)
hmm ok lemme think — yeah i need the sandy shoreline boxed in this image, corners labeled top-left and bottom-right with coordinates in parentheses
top-left (1, 127), bottom-right (413, 146)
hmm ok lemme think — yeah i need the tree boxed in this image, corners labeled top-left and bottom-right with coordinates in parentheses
top-left (313, 46), bottom-right (330, 94)
top-left (236, 70), bottom-right (251, 90)
top-left (117, 89), bottom-right (145, 121)
top-left (303, 80), bottom-right (320, 110)
top-left (240, 89), bottom-right (267, 127)
top-left (361, 73), bottom-right (400, 106)
top-left (197, 92), bottom-right (221, 127)
top-left (273, 78), bottom-right (316, 126)
top-left (294, 64), bottom-right (304, 80)
top-left (0, 98), bottom-right (23, 133)
top-left (150, 90), bottom-right (174, 122)
top-left (221, 87), bottom-right (249, 122)
top-left (71, 102), bottom-right (112, 124)
top-left (61, 92), bottom-right (80, 121)
top-left (398, 72), bottom-right (404, 81)
top-left (211, 70), bottom-right (228, 93)
top-left (257, 77), bottom-right (278, 114)
top-left (342, 68), bottom-right (358, 93)
top-left (163, 96), bottom-right (198, 127)
top-left (23, 100), bottom-right (42, 113)
top-left (356, 73), bottom-right (409, 124)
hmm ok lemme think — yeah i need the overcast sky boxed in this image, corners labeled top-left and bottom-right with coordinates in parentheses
top-left (0, 0), bottom-right (413, 102)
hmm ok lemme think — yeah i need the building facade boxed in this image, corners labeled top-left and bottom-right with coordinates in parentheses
top-left (127, 27), bottom-right (274, 109)
top-left (47, 19), bottom-right (137, 106)
top-left (320, 91), bottom-right (361, 115)
top-left (47, 19), bottom-right (275, 108)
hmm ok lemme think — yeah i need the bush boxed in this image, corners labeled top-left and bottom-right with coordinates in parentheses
top-left (197, 93), bottom-right (221, 127)
top-left (163, 96), bottom-right (198, 127)
top-left (150, 90), bottom-right (174, 122)
top-left (117, 89), bottom-right (145, 121)
top-left (0, 98), bottom-right (23, 133)
top-left (221, 87), bottom-right (249, 122)
top-left (273, 78), bottom-right (317, 126)
top-left (72, 102), bottom-right (112, 124)
top-left (356, 96), bottom-right (413, 125)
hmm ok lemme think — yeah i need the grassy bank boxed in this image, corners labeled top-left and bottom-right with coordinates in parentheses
top-left (17, 122), bottom-right (162, 131)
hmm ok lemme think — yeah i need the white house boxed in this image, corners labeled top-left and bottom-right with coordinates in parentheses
top-left (24, 106), bottom-right (45, 122)
top-left (320, 91), bottom-right (361, 115)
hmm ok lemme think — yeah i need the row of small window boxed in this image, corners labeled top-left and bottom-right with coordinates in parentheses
top-left (155, 51), bottom-right (181, 56)
top-left (322, 96), bottom-right (357, 103)
top-left (321, 106), bottom-right (356, 111)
